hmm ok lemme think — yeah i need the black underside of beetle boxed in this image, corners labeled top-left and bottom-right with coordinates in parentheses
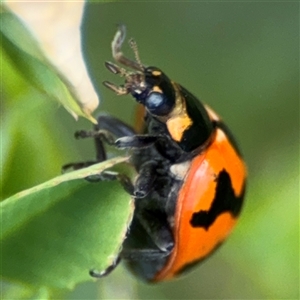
top-left (122, 139), bottom-right (183, 280)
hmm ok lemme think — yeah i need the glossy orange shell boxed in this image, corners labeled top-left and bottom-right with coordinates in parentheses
top-left (153, 113), bottom-right (246, 281)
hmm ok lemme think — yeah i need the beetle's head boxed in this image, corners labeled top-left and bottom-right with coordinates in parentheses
top-left (103, 25), bottom-right (176, 117)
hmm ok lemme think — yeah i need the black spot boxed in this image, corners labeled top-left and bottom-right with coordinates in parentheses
top-left (190, 169), bottom-right (245, 230)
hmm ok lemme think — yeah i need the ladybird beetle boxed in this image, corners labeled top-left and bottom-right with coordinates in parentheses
top-left (66, 25), bottom-right (246, 282)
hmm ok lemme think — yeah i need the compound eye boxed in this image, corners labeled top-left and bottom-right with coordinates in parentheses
top-left (145, 92), bottom-right (172, 116)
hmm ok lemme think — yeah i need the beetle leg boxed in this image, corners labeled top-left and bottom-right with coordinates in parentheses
top-left (61, 130), bottom-right (110, 172)
top-left (62, 115), bottom-right (136, 172)
top-left (75, 116), bottom-right (137, 146)
top-left (121, 248), bottom-right (170, 261)
top-left (85, 170), bottom-right (134, 195)
top-left (116, 135), bottom-right (162, 149)
top-left (105, 61), bottom-right (127, 76)
top-left (103, 81), bottom-right (129, 95)
top-left (121, 216), bottom-right (174, 260)
top-left (75, 129), bottom-right (115, 145)
top-left (96, 115), bottom-right (136, 137)
top-left (136, 209), bottom-right (174, 253)
top-left (134, 160), bottom-right (158, 198)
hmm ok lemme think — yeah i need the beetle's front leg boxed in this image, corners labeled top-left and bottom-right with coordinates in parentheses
top-left (116, 134), bottom-right (164, 149)
top-left (62, 115), bottom-right (136, 172)
top-left (86, 170), bottom-right (134, 196)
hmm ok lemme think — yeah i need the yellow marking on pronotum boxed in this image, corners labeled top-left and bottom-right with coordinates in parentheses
top-left (152, 70), bottom-right (162, 76)
top-left (152, 85), bottom-right (163, 93)
top-left (166, 114), bottom-right (192, 142)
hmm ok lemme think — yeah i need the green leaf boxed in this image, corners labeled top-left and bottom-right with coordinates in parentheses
top-left (0, 5), bottom-right (97, 124)
top-left (1, 281), bottom-right (50, 300)
top-left (1, 156), bottom-right (134, 290)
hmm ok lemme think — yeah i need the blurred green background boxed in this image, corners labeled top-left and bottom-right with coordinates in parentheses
top-left (2, 1), bottom-right (299, 299)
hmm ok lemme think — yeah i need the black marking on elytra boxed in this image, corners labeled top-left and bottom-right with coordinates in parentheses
top-left (175, 242), bottom-right (224, 277)
top-left (190, 169), bottom-right (245, 230)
